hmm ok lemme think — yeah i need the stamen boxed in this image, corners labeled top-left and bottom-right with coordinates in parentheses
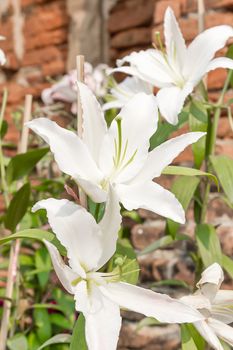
top-left (71, 277), bottom-right (82, 286)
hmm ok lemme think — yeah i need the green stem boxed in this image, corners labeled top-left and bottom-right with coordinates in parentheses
top-left (94, 203), bottom-right (101, 222)
top-left (201, 70), bottom-right (233, 223)
top-left (0, 88), bottom-right (9, 207)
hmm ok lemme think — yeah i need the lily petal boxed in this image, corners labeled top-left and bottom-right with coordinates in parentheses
top-left (26, 118), bottom-right (103, 187)
top-left (0, 49), bottom-right (6, 65)
top-left (84, 288), bottom-right (121, 350)
top-left (164, 7), bottom-right (186, 69)
top-left (116, 181), bottom-right (185, 223)
top-left (206, 57), bottom-right (233, 73)
top-left (194, 320), bottom-right (224, 350)
top-left (197, 263), bottom-right (224, 302)
top-left (43, 240), bottom-right (76, 294)
top-left (32, 198), bottom-right (103, 275)
top-left (156, 84), bottom-right (193, 124)
top-left (77, 81), bottom-right (107, 163)
top-left (209, 318), bottom-right (233, 347)
top-left (100, 282), bottom-right (203, 323)
top-left (212, 290), bottom-right (233, 324)
top-left (100, 93), bottom-right (158, 184)
top-left (183, 25), bottom-right (233, 84)
top-left (97, 186), bottom-right (122, 269)
top-left (132, 131), bottom-right (206, 182)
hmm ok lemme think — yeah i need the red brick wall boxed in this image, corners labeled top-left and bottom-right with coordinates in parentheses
top-left (0, 0), bottom-right (68, 143)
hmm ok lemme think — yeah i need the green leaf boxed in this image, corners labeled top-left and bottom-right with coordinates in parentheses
top-left (27, 332), bottom-right (40, 350)
top-left (70, 314), bottom-right (88, 350)
top-left (34, 308), bottom-right (52, 342)
top-left (7, 334), bottom-right (28, 350)
top-left (37, 334), bottom-right (71, 350)
top-left (139, 236), bottom-right (173, 255)
top-left (150, 111), bottom-right (188, 150)
top-left (166, 176), bottom-right (200, 238)
top-left (189, 114), bottom-right (207, 169)
top-left (210, 155), bottom-right (233, 205)
top-left (136, 317), bottom-right (160, 330)
top-left (226, 44), bottom-right (233, 87)
top-left (4, 183), bottom-right (31, 232)
top-left (50, 313), bottom-right (73, 330)
top-left (181, 324), bottom-right (198, 350)
top-left (6, 147), bottom-right (49, 184)
top-left (190, 101), bottom-right (208, 123)
top-left (196, 224), bottom-right (222, 267)
top-left (0, 228), bottom-right (66, 256)
top-left (222, 254), bottom-right (233, 279)
top-left (35, 246), bottom-right (51, 289)
top-left (151, 279), bottom-right (190, 289)
top-left (0, 120), bottom-right (8, 138)
top-left (162, 166), bottom-right (218, 188)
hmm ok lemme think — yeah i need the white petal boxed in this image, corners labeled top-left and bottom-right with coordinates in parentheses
top-left (0, 49), bottom-right (6, 65)
top-left (194, 320), bottom-right (224, 350)
top-left (102, 100), bottom-right (124, 111)
top-left (84, 289), bottom-right (121, 350)
top-left (97, 186), bottom-right (122, 269)
top-left (156, 84), bottom-right (193, 124)
top-left (183, 25), bottom-right (233, 84)
top-left (100, 282), bottom-right (203, 323)
top-left (197, 263), bottom-right (224, 302)
top-left (180, 293), bottom-right (211, 311)
top-left (116, 49), bottom-right (174, 87)
top-left (132, 132), bottom-right (206, 183)
top-left (164, 7), bottom-right (186, 69)
top-left (43, 240), bottom-right (76, 294)
top-left (209, 318), bottom-right (233, 347)
top-left (77, 81), bottom-right (108, 163)
top-left (100, 93), bottom-right (158, 184)
top-left (116, 181), bottom-right (185, 224)
top-left (206, 57), bottom-right (233, 73)
top-left (212, 290), bottom-right (233, 324)
top-left (26, 118), bottom-right (103, 187)
top-left (32, 198), bottom-right (103, 275)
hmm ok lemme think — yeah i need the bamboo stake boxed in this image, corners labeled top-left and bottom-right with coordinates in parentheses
top-left (76, 55), bottom-right (87, 208)
top-left (0, 95), bottom-right (32, 350)
top-left (197, 0), bottom-right (207, 87)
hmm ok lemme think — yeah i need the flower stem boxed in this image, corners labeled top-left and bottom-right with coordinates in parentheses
top-left (0, 88), bottom-right (9, 207)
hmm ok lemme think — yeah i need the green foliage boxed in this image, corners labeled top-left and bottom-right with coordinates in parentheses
top-left (166, 176), bottom-right (200, 238)
top-left (210, 155), bottom-right (233, 206)
top-left (196, 224), bottom-right (222, 267)
top-left (181, 324), bottom-right (205, 350)
top-left (189, 113), bottom-right (207, 169)
top-left (0, 120), bottom-right (8, 138)
top-left (70, 314), bottom-right (87, 350)
top-left (34, 308), bottom-right (52, 342)
top-left (35, 246), bottom-right (52, 289)
top-left (4, 183), bottom-right (31, 232)
top-left (37, 334), bottom-right (71, 350)
top-left (7, 334), bottom-right (28, 350)
top-left (6, 148), bottom-right (49, 184)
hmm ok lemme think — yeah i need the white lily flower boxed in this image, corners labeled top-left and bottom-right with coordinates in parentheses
top-left (103, 76), bottom-right (154, 111)
top-left (0, 36), bottom-right (6, 65)
top-left (112, 7), bottom-right (233, 125)
top-left (180, 263), bottom-right (233, 350)
top-left (27, 82), bottom-right (205, 224)
top-left (32, 193), bottom-right (203, 350)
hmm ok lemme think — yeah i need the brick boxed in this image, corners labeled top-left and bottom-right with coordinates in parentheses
top-left (154, 0), bottom-right (181, 24)
top-left (109, 0), bottom-right (154, 33)
top-left (208, 68), bottom-right (228, 90)
top-left (25, 28), bottom-right (68, 51)
top-left (111, 27), bottom-right (152, 48)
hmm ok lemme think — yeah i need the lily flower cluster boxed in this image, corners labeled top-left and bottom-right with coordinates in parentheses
top-left (28, 6), bottom-right (233, 350)
top-left (111, 7), bottom-right (233, 125)
top-left (42, 62), bottom-right (109, 114)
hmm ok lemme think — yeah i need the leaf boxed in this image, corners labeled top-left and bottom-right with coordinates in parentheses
top-left (6, 147), bottom-right (49, 184)
top-left (70, 314), bottom-right (88, 350)
top-left (222, 254), bottom-right (233, 279)
top-left (196, 224), bottom-right (222, 267)
top-left (37, 334), bottom-right (71, 350)
top-left (50, 313), bottom-right (73, 330)
top-left (162, 166), bottom-right (218, 188)
top-left (181, 324), bottom-right (198, 350)
top-left (151, 279), bottom-right (190, 289)
top-left (35, 246), bottom-right (51, 289)
top-left (7, 334), bottom-right (28, 350)
top-left (210, 155), bottom-right (233, 205)
top-left (139, 236), bottom-right (173, 256)
top-left (34, 308), bottom-right (52, 342)
top-left (150, 111), bottom-right (188, 150)
top-left (190, 101), bottom-right (208, 123)
top-left (189, 114), bottom-right (207, 169)
top-left (4, 183), bottom-right (31, 232)
top-left (0, 228), bottom-right (66, 256)
top-left (166, 176), bottom-right (200, 238)
top-left (0, 120), bottom-right (8, 138)
top-left (136, 317), bottom-right (160, 330)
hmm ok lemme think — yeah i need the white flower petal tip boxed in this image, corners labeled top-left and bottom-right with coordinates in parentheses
top-left (197, 263), bottom-right (224, 288)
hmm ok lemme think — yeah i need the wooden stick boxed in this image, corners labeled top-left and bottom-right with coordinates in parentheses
top-left (0, 95), bottom-right (32, 350)
top-left (76, 55), bottom-right (87, 208)
top-left (197, 0), bottom-right (205, 34)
